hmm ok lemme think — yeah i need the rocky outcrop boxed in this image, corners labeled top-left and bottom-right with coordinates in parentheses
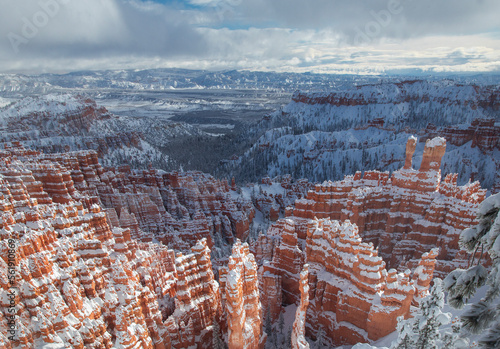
top-left (0, 94), bottom-right (191, 171)
top-left (426, 118), bottom-right (500, 153)
top-left (228, 79), bottom-right (499, 191)
top-left (219, 240), bottom-right (265, 349)
top-left (0, 134), bottom-right (488, 348)
top-left (256, 218), bottom-right (437, 347)
top-left (291, 264), bottom-right (310, 349)
top-left (0, 146), bottom-right (224, 349)
top-left (292, 137), bottom-right (486, 277)
top-left (250, 176), bottom-right (312, 222)
top-left (251, 137), bottom-right (481, 346)
top-left (292, 81), bottom-right (500, 111)
top-left (166, 239), bottom-right (222, 348)
top-left (2, 144), bottom-right (255, 252)
top-left (0, 94), bottom-right (139, 158)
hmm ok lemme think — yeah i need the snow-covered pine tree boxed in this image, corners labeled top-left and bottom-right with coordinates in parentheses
top-left (413, 279), bottom-right (451, 349)
top-left (212, 317), bottom-right (225, 349)
top-left (313, 327), bottom-right (325, 349)
top-left (279, 312), bottom-right (285, 334)
top-left (265, 307), bottom-right (272, 337)
top-left (441, 317), bottom-right (470, 349)
top-left (390, 279), bottom-right (456, 349)
top-left (391, 316), bottom-right (416, 349)
top-left (444, 192), bottom-right (500, 348)
top-left (286, 328), bottom-right (292, 349)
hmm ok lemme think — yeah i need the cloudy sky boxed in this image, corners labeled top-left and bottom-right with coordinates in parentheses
top-left (1, 0), bottom-right (499, 74)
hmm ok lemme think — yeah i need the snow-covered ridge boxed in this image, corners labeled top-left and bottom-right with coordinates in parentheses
top-left (288, 80), bottom-right (500, 128)
top-left (224, 79), bottom-right (500, 190)
top-left (0, 69), bottom-right (380, 94)
top-left (0, 93), bottom-right (209, 171)
top-left (292, 80), bottom-right (500, 109)
top-left (0, 94), bottom-right (96, 122)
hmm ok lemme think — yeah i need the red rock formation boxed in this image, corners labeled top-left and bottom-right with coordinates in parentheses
top-left (292, 81), bottom-right (500, 111)
top-left (269, 219), bottom-right (304, 305)
top-left (254, 195), bottom-right (280, 221)
top-left (404, 136), bottom-right (417, 169)
top-left (419, 137), bottom-right (447, 172)
top-left (292, 137), bottom-right (486, 277)
top-left (9, 145), bottom-right (256, 251)
top-left (0, 146), bottom-right (227, 349)
top-left (291, 264), bottom-right (310, 349)
top-left (0, 95), bottom-right (150, 161)
top-left (259, 217), bottom-right (437, 346)
top-left (167, 238), bottom-right (221, 348)
top-left (220, 240), bottom-right (265, 349)
top-left (411, 248), bottom-right (439, 305)
top-left (425, 118), bottom-right (500, 153)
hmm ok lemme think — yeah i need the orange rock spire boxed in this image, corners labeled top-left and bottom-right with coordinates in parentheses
top-left (221, 240), bottom-right (265, 349)
top-left (291, 264), bottom-right (310, 349)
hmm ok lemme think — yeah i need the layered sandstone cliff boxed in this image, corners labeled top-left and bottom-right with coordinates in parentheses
top-left (426, 118), bottom-right (500, 153)
top-left (0, 146), bottom-right (225, 349)
top-left (250, 136), bottom-right (485, 346)
top-left (15, 145), bottom-right (255, 252)
top-left (292, 137), bottom-right (486, 277)
top-left (291, 264), bottom-right (310, 349)
top-left (254, 217), bottom-right (435, 346)
top-left (0, 137), bottom-right (486, 348)
top-left (219, 240), bottom-right (265, 349)
top-left (0, 95), bottom-right (145, 161)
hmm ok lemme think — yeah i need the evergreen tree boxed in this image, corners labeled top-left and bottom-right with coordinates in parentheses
top-left (413, 279), bottom-right (450, 349)
top-left (441, 317), bottom-right (470, 349)
top-left (444, 193), bottom-right (500, 348)
top-left (279, 312), bottom-right (285, 334)
top-left (286, 327), bottom-right (292, 349)
top-left (391, 279), bottom-right (456, 349)
top-left (265, 307), bottom-right (272, 336)
top-left (212, 317), bottom-right (225, 349)
top-left (314, 327), bottom-right (325, 349)
top-left (391, 316), bottom-right (416, 349)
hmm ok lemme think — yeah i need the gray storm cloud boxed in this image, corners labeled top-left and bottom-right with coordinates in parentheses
top-left (0, 0), bottom-right (498, 73)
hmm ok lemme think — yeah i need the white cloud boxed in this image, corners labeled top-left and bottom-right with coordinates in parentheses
top-left (0, 0), bottom-right (499, 74)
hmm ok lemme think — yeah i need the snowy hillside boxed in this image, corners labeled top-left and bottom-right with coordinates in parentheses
top-left (223, 80), bottom-right (500, 190)
top-left (0, 94), bottom-right (206, 169)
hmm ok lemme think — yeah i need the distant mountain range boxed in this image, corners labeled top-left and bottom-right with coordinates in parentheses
top-left (1, 68), bottom-right (499, 95)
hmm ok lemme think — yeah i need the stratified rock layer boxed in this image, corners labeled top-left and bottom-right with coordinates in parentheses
top-left (291, 264), bottom-right (310, 349)
top-left (292, 137), bottom-right (486, 277)
top-left (11, 144), bottom-right (254, 251)
top-left (220, 241), bottom-right (265, 349)
top-left (251, 136), bottom-right (484, 346)
top-left (255, 218), bottom-right (434, 346)
top-left (0, 146), bottom-right (223, 349)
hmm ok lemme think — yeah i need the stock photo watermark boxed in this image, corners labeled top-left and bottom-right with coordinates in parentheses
top-left (354, 0), bottom-right (411, 46)
top-left (6, 238), bottom-right (18, 341)
top-left (7, 0), bottom-right (71, 54)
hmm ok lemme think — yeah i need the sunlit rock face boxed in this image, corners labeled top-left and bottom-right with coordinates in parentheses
top-left (291, 264), bottom-right (310, 349)
top-left (255, 217), bottom-right (436, 346)
top-left (292, 137), bottom-right (486, 277)
top-left (0, 145), bottom-right (223, 349)
top-left (3, 143), bottom-right (254, 252)
top-left (219, 240), bottom-right (265, 349)
top-left (0, 137), bottom-right (488, 348)
top-left (252, 136), bottom-right (486, 346)
top-left (428, 118), bottom-right (500, 153)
